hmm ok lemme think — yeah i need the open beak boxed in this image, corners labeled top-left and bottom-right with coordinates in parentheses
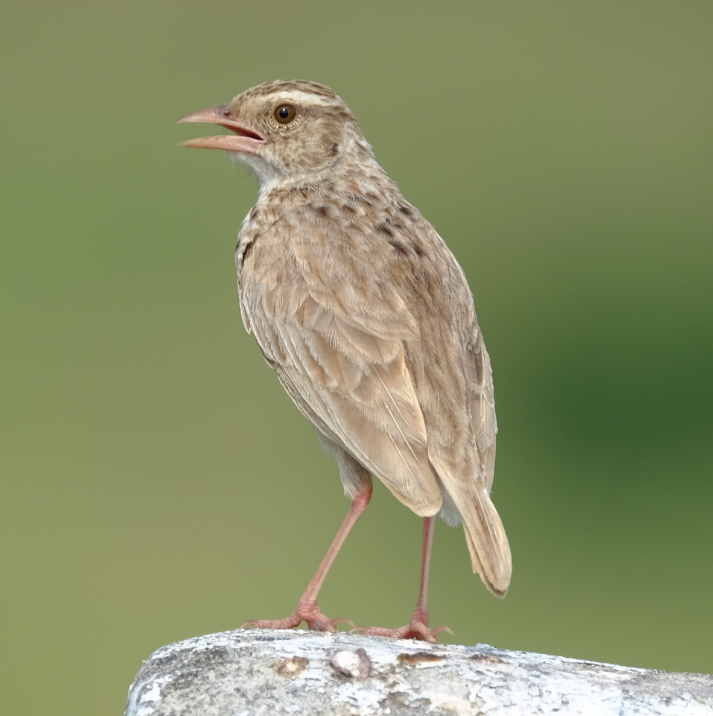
top-left (177, 104), bottom-right (265, 153)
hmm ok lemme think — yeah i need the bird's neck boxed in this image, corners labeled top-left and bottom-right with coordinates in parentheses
top-left (256, 135), bottom-right (392, 202)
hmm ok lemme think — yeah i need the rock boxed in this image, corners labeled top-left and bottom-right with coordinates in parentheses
top-left (126, 629), bottom-right (713, 715)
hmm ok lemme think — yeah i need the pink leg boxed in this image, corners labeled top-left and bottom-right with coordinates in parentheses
top-left (243, 483), bottom-right (373, 633)
top-left (353, 516), bottom-right (452, 643)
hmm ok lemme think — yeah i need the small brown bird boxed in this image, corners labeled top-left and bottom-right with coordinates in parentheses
top-left (179, 80), bottom-right (511, 642)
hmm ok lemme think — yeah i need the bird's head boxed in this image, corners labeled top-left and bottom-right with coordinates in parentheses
top-left (178, 80), bottom-right (373, 191)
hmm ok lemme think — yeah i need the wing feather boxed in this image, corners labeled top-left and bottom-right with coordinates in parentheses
top-left (241, 227), bottom-right (442, 515)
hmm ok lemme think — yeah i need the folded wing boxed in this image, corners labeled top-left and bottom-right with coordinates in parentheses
top-left (240, 224), bottom-right (443, 516)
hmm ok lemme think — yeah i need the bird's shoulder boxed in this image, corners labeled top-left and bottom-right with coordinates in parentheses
top-left (238, 180), bottom-right (474, 331)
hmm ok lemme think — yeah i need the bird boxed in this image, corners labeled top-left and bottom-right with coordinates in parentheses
top-left (178, 80), bottom-right (511, 642)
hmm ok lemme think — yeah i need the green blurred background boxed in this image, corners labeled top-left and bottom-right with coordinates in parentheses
top-left (1, 1), bottom-right (712, 713)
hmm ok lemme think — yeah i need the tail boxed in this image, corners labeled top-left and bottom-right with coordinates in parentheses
top-left (460, 482), bottom-right (512, 597)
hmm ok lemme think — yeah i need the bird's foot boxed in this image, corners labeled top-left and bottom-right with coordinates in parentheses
top-left (351, 607), bottom-right (452, 643)
top-left (242, 598), bottom-right (354, 633)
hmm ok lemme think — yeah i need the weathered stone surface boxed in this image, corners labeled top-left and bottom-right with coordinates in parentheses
top-left (126, 629), bottom-right (713, 715)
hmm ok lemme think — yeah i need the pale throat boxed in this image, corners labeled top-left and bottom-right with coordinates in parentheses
top-left (235, 131), bottom-right (380, 200)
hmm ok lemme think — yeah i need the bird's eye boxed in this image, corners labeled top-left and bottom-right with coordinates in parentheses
top-left (274, 104), bottom-right (297, 124)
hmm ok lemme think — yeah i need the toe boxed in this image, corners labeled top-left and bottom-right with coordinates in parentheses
top-left (351, 620), bottom-right (451, 643)
top-left (306, 614), bottom-right (355, 633)
top-left (241, 614), bottom-right (302, 630)
top-left (242, 606), bottom-right (354, 634)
